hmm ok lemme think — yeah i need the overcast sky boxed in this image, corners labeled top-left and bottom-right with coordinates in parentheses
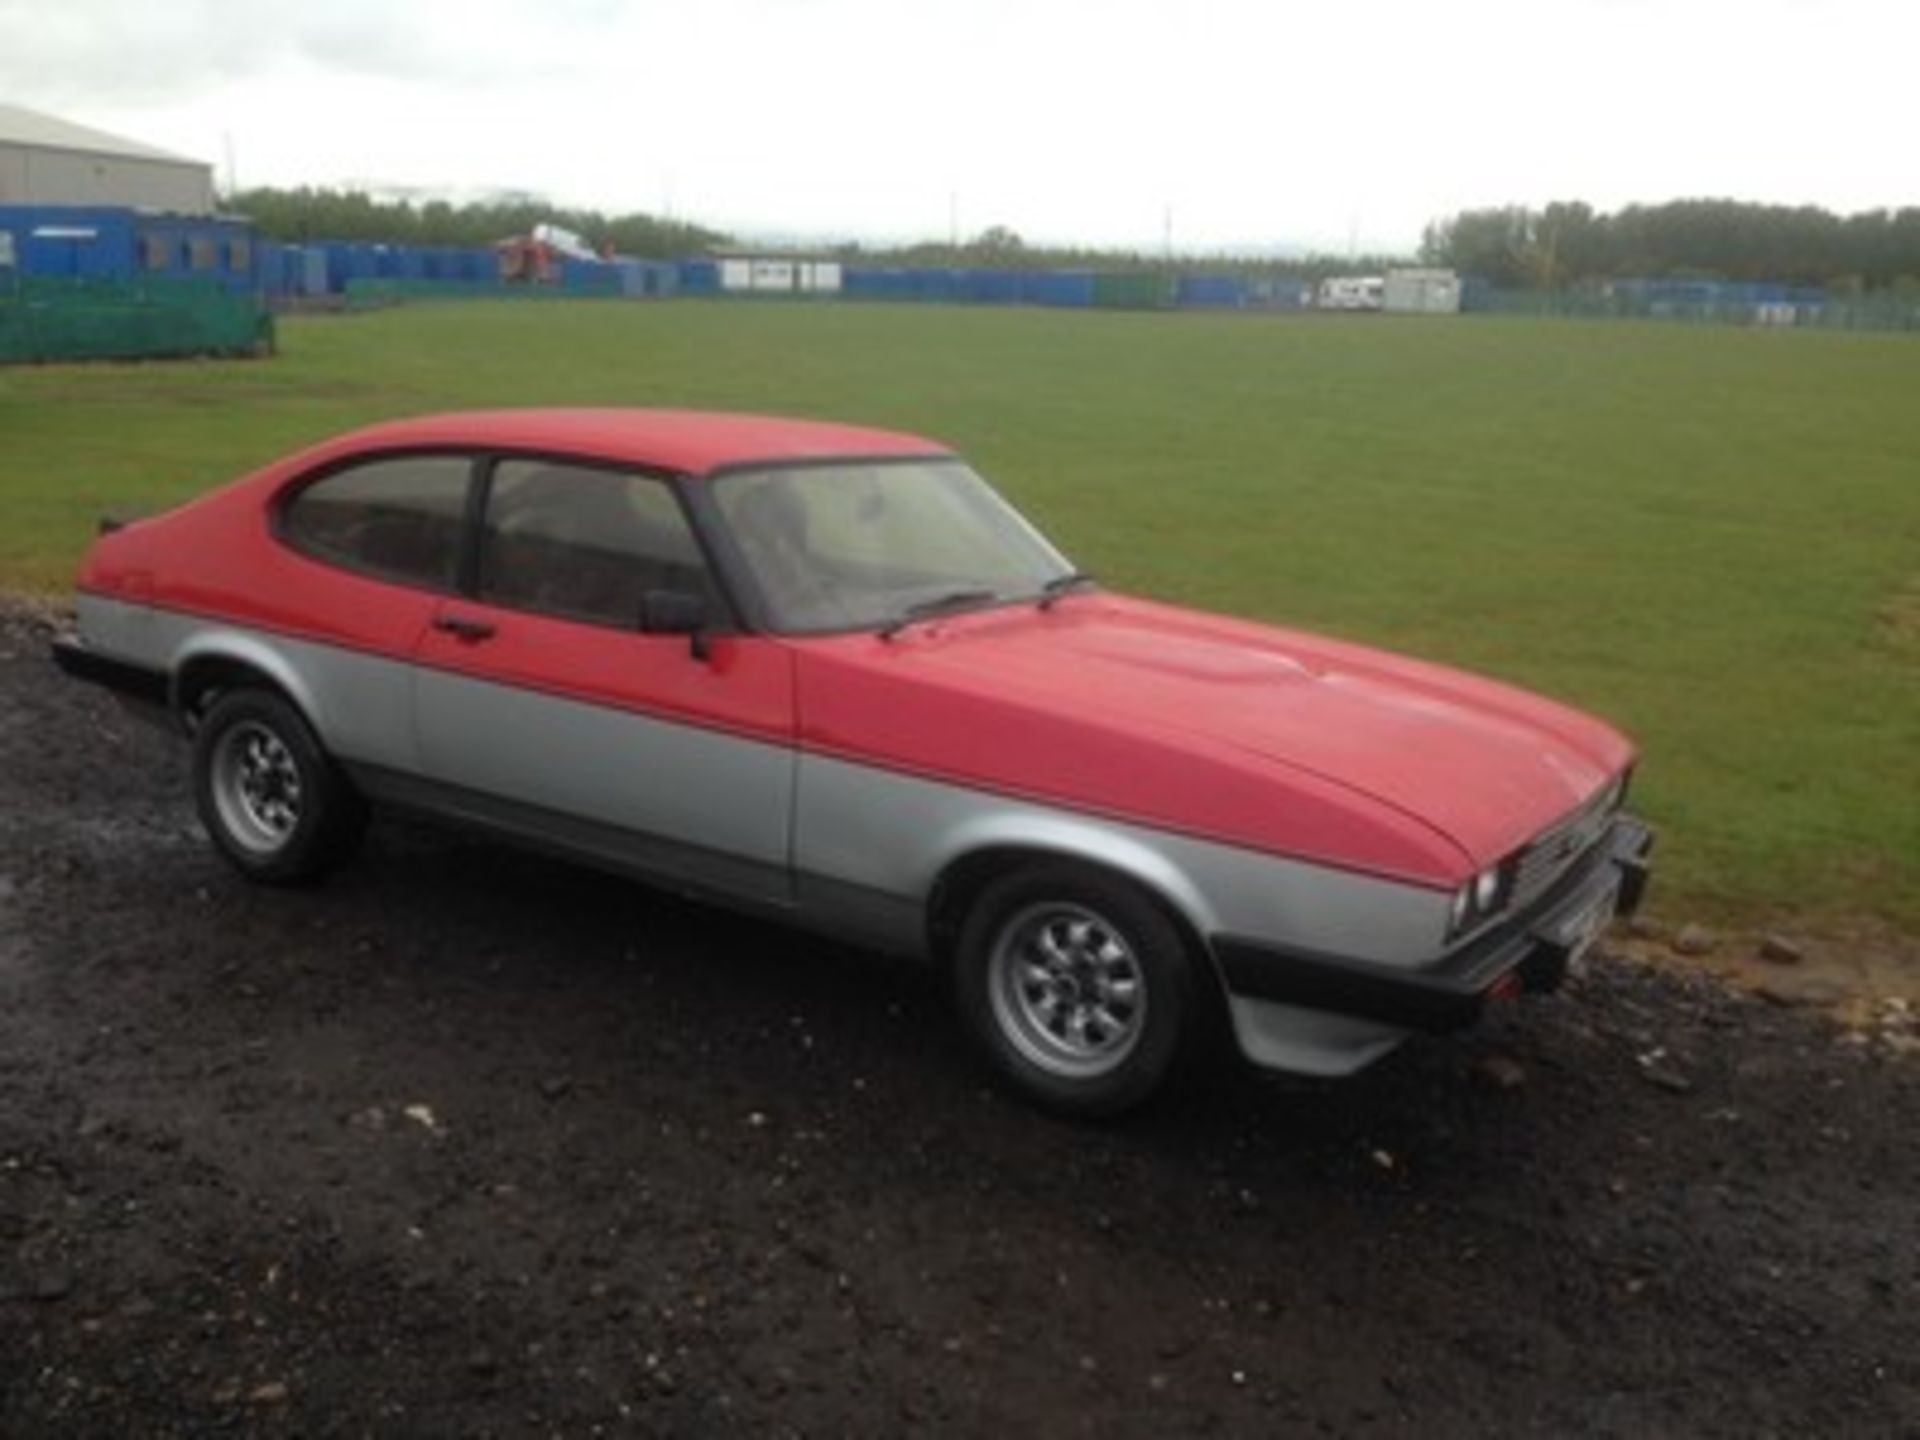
top-left (2, 0), bottom-right (1913, 254)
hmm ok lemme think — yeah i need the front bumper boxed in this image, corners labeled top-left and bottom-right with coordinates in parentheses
top-left (1216, 815), bottom-right (1654, 1035)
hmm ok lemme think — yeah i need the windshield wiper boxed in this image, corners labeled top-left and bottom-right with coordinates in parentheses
top-left (1037, 571), bottom-right (1096, 610)
top-left (877, 588), bottom-right (1000, 640)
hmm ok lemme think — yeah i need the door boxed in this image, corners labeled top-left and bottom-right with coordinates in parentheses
top-left (412, 457), bottom-right (797, 905)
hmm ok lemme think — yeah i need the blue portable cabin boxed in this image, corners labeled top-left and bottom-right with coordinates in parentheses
top-left (1242, 276), bottom-right (1310, 309)
top-left (0, 206), bottom-right (261, 296)
top-left (912, 270), bottom-right (960, 304)
top-left (1024, 271), bottom-right (1095, 307)
top-left (560, 258), bottom-right (620, 295)
top-left (1174, 274), bottom-right (1246, 309)
top-left (958, 269), bottom-right (1022, 305)
top-left (255, 240), bottom-right (298, 299)
top-left (459, 247), bottom-right (498, 284)
top-left (314, 243), bottom-right (349, 294)
top-left (841, 268), bottom-right (911, 301)
top-left (0, 205), bottom-right (137, 279)
top-left (641, 260), bottom-right (680, 297)
top-left (297, 246), bottom-right (333, 296)
top-left (135, 214), bottom-right (259, 296)
top-left (677, 258), bottom-right (720, 295)
top-left (611, 258), bottom-right (677, 297)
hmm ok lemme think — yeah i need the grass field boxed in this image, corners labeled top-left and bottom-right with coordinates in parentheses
top-left (3, 300), bottom-right (1917, 936)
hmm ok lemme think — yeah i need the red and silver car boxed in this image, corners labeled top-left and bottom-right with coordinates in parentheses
top-left (53, 410), bottom-right (1652, 1115)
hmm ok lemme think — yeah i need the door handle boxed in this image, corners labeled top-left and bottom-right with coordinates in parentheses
top-left (433, 613), bottom-right (496, 642)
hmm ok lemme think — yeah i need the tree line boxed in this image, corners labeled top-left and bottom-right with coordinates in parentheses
top-left (1422, 200), bottom-right (1920, 293)
top-left (228, 186), bottom-right (1920, 293)
top-left (226, 187), bottom-right (726, 260)
top-left (839, 227), bottom-right (1404, 282)
top-left (227, 190), bottom-right (1397, 280)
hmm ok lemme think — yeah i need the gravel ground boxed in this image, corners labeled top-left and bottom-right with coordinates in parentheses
top-left (1, 602), bottom-right (1916, 1437)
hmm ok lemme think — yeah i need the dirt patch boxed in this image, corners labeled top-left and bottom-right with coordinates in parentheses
top-left (1617, 914), bottom-right (1920, 1055)
top-left (1875, 575), bottom-right (1920, 657)
top-left (3, 599), bottom-right (1917, 1435)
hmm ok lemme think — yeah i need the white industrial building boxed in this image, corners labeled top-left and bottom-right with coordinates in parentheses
top-left (1383, 268), bottom-right (1463, 314)
top-left (714, 249), bottom-right (843, 295)
top-left (0, 104), bottom-right (216, 213)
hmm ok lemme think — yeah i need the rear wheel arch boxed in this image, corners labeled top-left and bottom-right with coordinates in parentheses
top-left (190, 686), bottom-right (367, 883)
top-left (174, 645), bottom-right (316, 734)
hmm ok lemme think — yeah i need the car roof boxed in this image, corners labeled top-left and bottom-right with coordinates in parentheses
top-left (330, 409), bottom-right (951, 477)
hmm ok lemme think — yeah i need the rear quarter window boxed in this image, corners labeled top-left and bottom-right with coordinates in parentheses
top-left (477, 460), bottom-right (718, 628)
top-left (280, 455), bottom-right (473, 589)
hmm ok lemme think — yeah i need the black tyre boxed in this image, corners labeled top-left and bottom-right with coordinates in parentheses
top-left (191, 688), bottom-right (366, 884)
top-left (954, 863), bottom-right (1195, 1118)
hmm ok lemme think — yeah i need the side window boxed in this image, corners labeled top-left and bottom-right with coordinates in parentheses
top-left (478, 461), bottom-right (711, 628)
top-left (280, 455), bottom-right (472, 589)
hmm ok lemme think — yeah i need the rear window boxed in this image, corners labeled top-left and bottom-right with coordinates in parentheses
top-left (280, 455), bottom-right (472, 589)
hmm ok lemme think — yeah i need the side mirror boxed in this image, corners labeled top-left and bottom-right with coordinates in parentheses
top-left (640, 589), bottom-right (712, 661)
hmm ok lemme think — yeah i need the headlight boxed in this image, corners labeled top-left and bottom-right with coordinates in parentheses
top-left (1451, 862), bottom-right (1513, 938)
top-left (1473, 868), bottom-right (1501, 909)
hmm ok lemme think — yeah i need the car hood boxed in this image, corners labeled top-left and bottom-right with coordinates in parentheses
top-left (799, 594), bottom-right (1633, 873)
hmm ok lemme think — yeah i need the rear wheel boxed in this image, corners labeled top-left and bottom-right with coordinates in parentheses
top-left (954, 864), bottom-right (1194, 1118)
top-left (192, 689), bottom-right (365, 883)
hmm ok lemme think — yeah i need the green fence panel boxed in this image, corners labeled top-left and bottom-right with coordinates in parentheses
top-left (0, 276), bottom-right (272, 364)
top-left (1090, 272), bottom-right (1167, 310)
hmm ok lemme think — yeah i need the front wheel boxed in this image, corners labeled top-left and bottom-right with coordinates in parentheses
top-left (954, 864), bottom-right (1195, 1118)
top-left (192, 689), bottom-right (365, 884)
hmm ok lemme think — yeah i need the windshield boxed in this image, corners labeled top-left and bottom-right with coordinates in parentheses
top-left (711, 459), bottom-right (1075, 634)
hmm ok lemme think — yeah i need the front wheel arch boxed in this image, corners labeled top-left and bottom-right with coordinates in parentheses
top-left (928, 846), bottom-right (1226, 1002)
top-left (941, 852), bottom-right (1226, 1117)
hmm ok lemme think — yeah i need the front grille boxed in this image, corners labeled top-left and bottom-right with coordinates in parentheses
top-left (1511, 782), bottom-right (1622, 911)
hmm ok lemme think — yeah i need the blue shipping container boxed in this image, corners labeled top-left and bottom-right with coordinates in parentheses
top-left (678, 259), bottom-right (719, 295)
top-left (1024, 271), bottom-right (1095, 307)
top-left (1174, 275), bottom-right (1245, 308)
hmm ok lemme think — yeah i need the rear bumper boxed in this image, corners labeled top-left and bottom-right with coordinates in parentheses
top-left (1216, 815), bottom-right (1654, 1037)
top-left (50, 633), bottom-right (170, 709)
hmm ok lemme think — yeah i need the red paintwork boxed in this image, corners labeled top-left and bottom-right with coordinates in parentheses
top-left (416, 597), bottom-right (795, 747)
top-left (278, 409), bottom-right (945, 483)
top-left (794, 595), bottom-right (1632, 885)
top-left (77, 409), bottom-right (945, 603)
top-left (77, 409), bottom-right (1636, 890)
